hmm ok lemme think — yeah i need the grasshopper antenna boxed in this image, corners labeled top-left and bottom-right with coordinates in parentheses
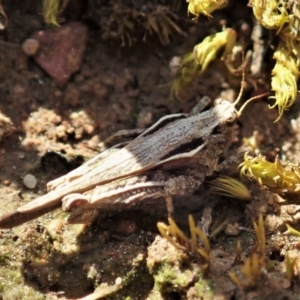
top-left (238, 92), bottom-right (269, 116)
top-left (232, 50), bottom-right (269, 115)
top-left (233, 50), bottom-right (247, 107)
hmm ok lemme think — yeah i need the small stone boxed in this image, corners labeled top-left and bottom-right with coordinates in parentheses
top-left (21, 38), bottom-right (40, 56)
top-left (269, 273), bottom-right (291, 289)
top-left (46, 219), bottom-right (64, 239)
top-left (136, 110), bottom-right (153, 128)
top-left (115, 277), bottom-right (122, 285)
top-left (113, 219), bottom-right (137, 236)
top-left (54, 90), bottom-right (63, 97)
top-left (87, 263), bottom-right (101, 284)
top-left (169, 56), bottom-right (182, 76)
top-left (0, 112), bottom-right (14, 139)
top-left (225, 223), bottom-right (240, 236)
top-left (13, 84), bottom-right (26, 95)
top-left (18, 152), bottom-right (25, 159)
top-left (23, 174), bottom-right (37, 189)
top-left (188, 26), bottom-right (197, 35)
top-left (30, 22), bottom-right (88, 86)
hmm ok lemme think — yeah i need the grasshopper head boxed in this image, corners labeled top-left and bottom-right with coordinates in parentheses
top-left (213, 91), bottom-right (269, 126)
top-left (213, 98), bottom-right (238, 126)
top-left (209, 93), bottom-right (265, 154)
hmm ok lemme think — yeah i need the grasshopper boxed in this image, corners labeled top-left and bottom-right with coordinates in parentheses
top-left (0, 90), bottom-right (265, 228)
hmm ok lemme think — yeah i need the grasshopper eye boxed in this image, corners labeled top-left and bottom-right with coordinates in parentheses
top-left (225, 115), bottom-right (237, 126)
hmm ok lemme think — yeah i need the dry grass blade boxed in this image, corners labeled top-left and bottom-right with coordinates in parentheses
top-left (157, 215), bottom-right (211, 271)
top-left (43, 0), bottom-right (70, 26)
top-left (229, 215), bottom-right (266, 288)
top-left (209, 176), bottom-right (252, 200)
top-left (285, 254), bottom-right (298, 281)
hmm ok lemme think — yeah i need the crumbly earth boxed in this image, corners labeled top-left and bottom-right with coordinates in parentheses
top-left (1, 1), bottom-right (300, 299)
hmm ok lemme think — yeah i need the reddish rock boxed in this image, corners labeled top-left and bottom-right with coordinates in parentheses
top-left (30, 22), bottom-right (87, 86)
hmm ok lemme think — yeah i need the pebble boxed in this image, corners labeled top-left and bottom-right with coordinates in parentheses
top-left (13, 84), bottom-right (26, 95)
top-left (113, 219), bottom-right (137, 236)
top-left (137, 110), bottom-right (153, 128)
top-left (18, 152), bottom-right (25, 159)
top-left (21, 38), bottom-right (40, 56)
top-left (23, 174), bottom-right (37, 189)
top-left (30, 22), bottom-right (88, 86)
top-left (46, 219), bottom-right (64, 239)
top-left (225, 223), bottom-right (240, 236)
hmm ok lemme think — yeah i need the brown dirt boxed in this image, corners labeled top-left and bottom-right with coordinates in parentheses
top-left (1, 0), bottom-right (300, 299)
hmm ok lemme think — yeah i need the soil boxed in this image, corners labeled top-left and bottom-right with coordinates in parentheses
top-left (0, 0), bottom-right (300, 299)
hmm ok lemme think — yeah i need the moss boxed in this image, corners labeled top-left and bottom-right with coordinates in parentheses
top-left (0, 263), bottom-right (45, 299)
top-left (192, 280), bottom-right (215, 299)
top-left (153, 262), bottom-right (201, 290)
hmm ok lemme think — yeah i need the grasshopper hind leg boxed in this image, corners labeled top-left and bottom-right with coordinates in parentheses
top-left (165, 175), bottom-right (202, 217)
